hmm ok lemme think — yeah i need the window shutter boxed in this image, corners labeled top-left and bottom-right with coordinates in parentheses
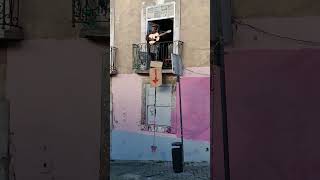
top-left (146, 84), bottom-right (172, 127)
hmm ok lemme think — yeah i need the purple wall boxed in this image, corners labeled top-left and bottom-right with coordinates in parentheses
top-left (213, 49), bottom-right (320, 180)
top-left (6, 40), bottom-right (104, 180)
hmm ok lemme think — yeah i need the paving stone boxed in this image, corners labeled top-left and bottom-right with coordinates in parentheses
top-left (111, 161), bottom-right (210, 180)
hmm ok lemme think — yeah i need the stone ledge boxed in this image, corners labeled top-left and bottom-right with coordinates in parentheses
top-left (79, 25), bottom-right (110, 40)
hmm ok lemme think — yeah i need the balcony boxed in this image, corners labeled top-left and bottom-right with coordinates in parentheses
top-left (72, 0), bottom-right (109, 40)
top-left (110, 46), bottom-right (117, 75)
top-left (0, 0), bottom-right (23, 40)
top-left (132, 41), bottom-right (183, 74)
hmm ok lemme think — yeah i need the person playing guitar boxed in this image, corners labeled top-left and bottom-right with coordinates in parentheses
top-left (146, 23), bottom-right (172, 62)
top-left (146, 23), bottom-right (160, 62)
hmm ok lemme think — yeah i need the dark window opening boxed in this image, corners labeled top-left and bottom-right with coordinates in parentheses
top-left (147, 18), bottom-right (174, 42)
top-left (147, 18), bottom-right (174, 68)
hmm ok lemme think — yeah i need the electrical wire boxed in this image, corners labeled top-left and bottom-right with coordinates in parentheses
top-left (179, 18), bottom-right (320, 77)
top-left (151, 87), bottom-right (157, 153)
top-left (178, 43), bottom-right (214, 76)
top-left (232, 18), bottom-right (320, 46)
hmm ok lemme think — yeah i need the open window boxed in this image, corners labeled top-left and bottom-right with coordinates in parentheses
top-left (147, 18), bottom-right (174, 42)
top-left (146, 18), bottom-right (174, 68)
top-left (133, 2), bottom-right (183, 73)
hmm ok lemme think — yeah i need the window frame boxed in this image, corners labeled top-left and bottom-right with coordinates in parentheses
top-left (141, 1), bottom-right (180, 54)
top-left (140, 80), bottom-right (177, 134)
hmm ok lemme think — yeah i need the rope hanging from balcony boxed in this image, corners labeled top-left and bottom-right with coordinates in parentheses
top-left (151, 87), bottom-right (158, 153)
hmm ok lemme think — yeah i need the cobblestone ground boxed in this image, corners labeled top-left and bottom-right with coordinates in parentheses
top-left (110, 160), bottom-right (210, 180)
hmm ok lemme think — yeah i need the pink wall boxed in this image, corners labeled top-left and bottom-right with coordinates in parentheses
top-left (6, 40), bottom-right (104, 180)
top-left (111, 74), bottom-right (143, 132)
top-left (111, 69), bottom-right (210, 139)
top-left (173, 77), bottom-right (210, 142)
top-left (111, 71), bottom-right (211, 161)
top-left (213, 49), bottom-right (320, 180)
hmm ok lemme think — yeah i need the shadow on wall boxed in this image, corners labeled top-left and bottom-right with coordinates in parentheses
top-left (213, 49), bottom-right (320, 180)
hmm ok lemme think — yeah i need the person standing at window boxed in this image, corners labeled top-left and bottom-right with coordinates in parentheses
top-left (146, 23), bottom-right (160, 62)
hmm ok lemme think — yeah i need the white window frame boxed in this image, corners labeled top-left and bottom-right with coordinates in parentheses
top-left (141, 83), bottom-right (176, 134)
top-left (145, 84), bottom-right (172, 126)
top-left (141, 1), bottom-right (180, 54)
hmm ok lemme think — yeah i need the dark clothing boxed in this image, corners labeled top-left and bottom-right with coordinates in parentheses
top-left (146, 32), bottom-right (160, 61)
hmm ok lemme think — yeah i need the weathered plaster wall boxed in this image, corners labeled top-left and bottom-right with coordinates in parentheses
top-left (0, 47), bottom-right (7, 100)
top-left (173, 77), bottom-right (210, 142)
top-left (113, 0), bottom-right (210, 73)
top-left (111, 69), bottom-right (209, 133)
top-left (20, 0), bottom-right (78, 39)
top-left (233, 0), bottom-right (320, 18)
top-left (112, 0), bottom-right (320, 74)
top-left (0, 65), bottom-right (5, 100)
top-left (6, 40), bottom-right (105, 180)
top-left (0, 100), bottom-right (9, 179)
top-left (111, 74), bottom-right (143, 132)
top-left (3, 0), bottom-right (110, 179)
top-left (111, 68), bottom-right (210, 161)
top-left (180, 0), bottom-right (210, 67)
top-left (113, 0), bottom-right (140, 74)
top-left (213, 49), bottom-right (320, 180)
top-left (228, 16), bottom-right (320, 50)
top-left (0, 47), bottom-right (8, 179)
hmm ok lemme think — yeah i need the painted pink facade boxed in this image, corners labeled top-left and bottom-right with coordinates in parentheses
top-left (173, 77), bottom-right (210, 142)
top-left (111, 70), bottom-right (210, 137)
top-left (111, 74), bottom-right (143, 132)
top-left (213, 49), bottom-right (320, 180)
top-left (111, 69), bottom-right (211, 161)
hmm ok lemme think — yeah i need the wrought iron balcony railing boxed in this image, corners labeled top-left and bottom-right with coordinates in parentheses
top-left (110, 46), bottom-right (117, 75)
top-left (132, 41), bottom-right (183, 73)
top-left (72, 0), bottom-right (109, 28)
top-left (0, 0), bottom-right (23, 40)
top-left (0, 0), bottom-right (21, 29)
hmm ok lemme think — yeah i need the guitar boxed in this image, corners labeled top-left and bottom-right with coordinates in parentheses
top-left (148, 30), bottom-right (172, 45)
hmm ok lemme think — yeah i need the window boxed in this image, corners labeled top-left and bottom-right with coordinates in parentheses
top-left (147, 18), bottom-right (174, 42)
top-left (142, 84), bottom-right (174, 133)
top-left (142, 2), bottom-right (178, 43)
top-left (145, 2), bottom-right (175, 42)
top-left (146, 18), bottom-right (174, 68)
top-left (133, 1), bottom-right (182, 73)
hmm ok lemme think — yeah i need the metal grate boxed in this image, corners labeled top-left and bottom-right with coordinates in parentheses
top-left (72, 0), bottom-right (109, 27)
top-left (0, 0), bottom-right (21, 29)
